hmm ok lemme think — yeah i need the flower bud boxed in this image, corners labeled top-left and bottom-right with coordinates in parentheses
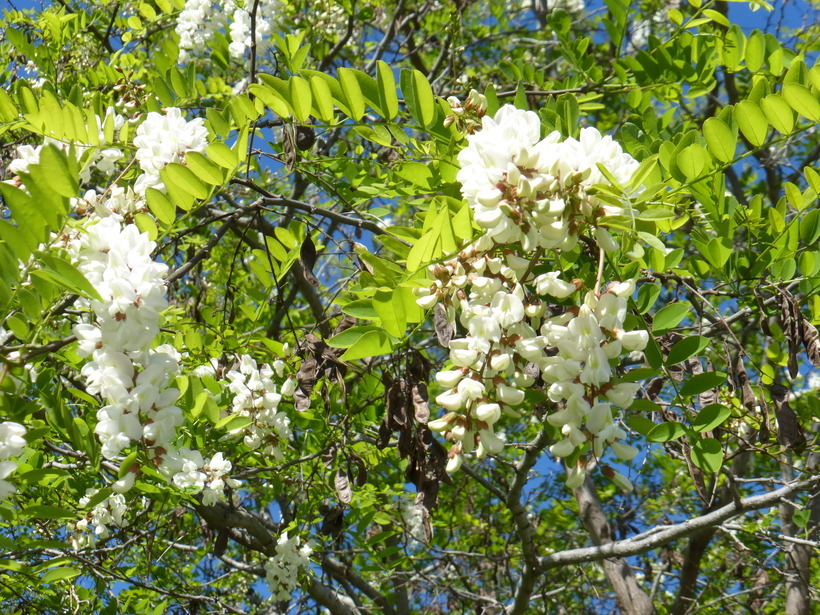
top-left (446, 453), bottom-right (463, 473)
top-left (549, 438), bottom-right (575, 458)
top-left (565, 464), bottom-right (586, 489)
top-left (611, 440), bottom-right (639, 460)
top-left (617, 329), bottom-right (649, 351)
top-left (435, 370), bottom-right (464, 389)
top-left (496, 383), bottom-right (525, 406)
top-left (478, 429), bottom-right (505, 454)
top-left (416, 293), bottom-right (439, 310)
top-left (428, 414), bottom-right (456, 433)
top-left (475, 402), bottom-right (501, 424)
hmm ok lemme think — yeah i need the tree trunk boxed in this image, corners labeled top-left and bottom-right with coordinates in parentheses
top-left (781, 451), bottom-right (820, 615)
top-left (574, 476), bottom-right (656, 615)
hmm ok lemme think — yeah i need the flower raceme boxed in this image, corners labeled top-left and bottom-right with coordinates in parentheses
top-left (420, 100), bottom-right (652, 487)
top-left (63, 108), bottom-right (244, 512)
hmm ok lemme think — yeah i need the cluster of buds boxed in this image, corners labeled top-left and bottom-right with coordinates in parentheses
top-left (112, 67), bottom-right (147, 113)
top-left (444, 89), bottom-right (490, 134)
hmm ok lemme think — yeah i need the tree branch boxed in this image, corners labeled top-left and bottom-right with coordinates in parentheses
top-left (537, 475), bottom-right (820, 569)
top-left (505, 426), bottom-right (552, 615)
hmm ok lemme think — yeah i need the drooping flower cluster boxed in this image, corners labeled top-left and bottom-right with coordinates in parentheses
top-left (264, 532), bottom-right (313, 601)
top-left (423, 101), bottom-right (651, 486)
top-left (0, 422), bottom-right (27, 501)
top-left (74, 489), bottom-right (128, 545)
top-left (63, 108), bottom-right (240, 506)
top-left (176, 0), bottom-right (232, 63)
top-left (540, 283), bottom-right (647, 488)
top-left (133, 108), bottom-right (209, 194)
top-left (224, 354), bottom-right (295, 459)
top-left (175, 0), bottom-right (282, 63)
top-left (158, 449), bottom-right (241, 505)
top-left (69, 217), bottom-right (182, 465)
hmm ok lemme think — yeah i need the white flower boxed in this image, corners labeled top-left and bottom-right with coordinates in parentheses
top-left (0, 422), bottom-right (27, 460)
top-left (534, 271), bottom-right (577, 299)
top-left (618, 329), bottom-right (649, 351)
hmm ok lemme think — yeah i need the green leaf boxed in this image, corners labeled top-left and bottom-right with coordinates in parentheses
top-left (781, 83), bottom-right (820, 121)
top-left (145, 187), bottom-right (176, 225)
top-left (41, 566), bottom-right (81, 584)
top-left (38, 144), bottom-right (78, 198)
top-left (310, 76), bottom-right (335, 122)
top-left (759, 94), bottom-right (795, 134)
top-left (646, 421), bottom-right (687, 443)
top-left (703, 117), bottom-right (736, 163)
top-left (705, 236), bottom-right (732, 269)
top-left (207, 142), bottom-right (238, 170)
top-left (373, 290), bottom-right (407, 338)
top-left (340, 329), bottom-right (395, 360)
top-left (652, 302), bottom-right (691, 332)
top-left (626, 416), bottom-right (656, 436)
top-left (638, 208), bottom-right (675, 220)
top-left (734, 100), bottom-right (769, 147)
top-left (338, 67), bottom-right (365, 121)
top-left (627, 155), bottom-right (659, 190)
top-left (692, 404), bottom-right (731, 433)
top-left (23, 505), bottom-right (76, 519)
top-left (676, 143), bottom-right (707, 180)
top-left (800, 209), bottom-right (820, 245)
top-left (249, 82), bottom-right (292, 118)
top-left (691, 437), bottom-right (724, 473)
top-left (679, 371), bottom-right (726, 397)
top-left (0, 87), bottom-right (17, 122)
top-left (745, 29), bottom-right (765, 72)
top-left (37, 254), bottom-right (103, 302)
top-left (215, 414), bottom-right (253, 431)
top-left (327, 325), bottom-right (382, 348)
top-left (665, 335), bottom-right (710, 366)
top-left (636, 283), bottom-right (661, 314)
top-left (702, 8), bottom-right (729, 27)
top-left (184, 151), bottom-right (224, 186)
top-left (376, 60), bottom-right (399, 119)
top-left (341, 299), bottom-right (378, 319)
top-left (165, 162), bottom-right (209, 199)
top-left (400, 69), bottom-right (436, 128)
top-left (289, 76), bottom-right (313, 123)
top-left (0, 183), bottom-right (49, 248)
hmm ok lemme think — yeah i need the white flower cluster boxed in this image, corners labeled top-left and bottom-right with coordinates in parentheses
top-left (513, 0), bottom-right (585, 14)
top-left (74, 185), bottom-right (144, 220)
top-left (159, 449), bottom-right (240, 505)
top-left (64, 107), bottom-right (239, 506)
top-left (264, 532), bottom-right (312, 601)
top-left (176, 0), bottom-right (232, 63)
top-left (0, 422), bottom-right (27, 501)
top-left (175, 0), bottom-right (282, 63)
top-left (422, 101), bottom-right (650, 486)
top-left (456, 104), bottom-right (637, 253)
top-left (69, 217), bottom-right (182, 467)
top-left (133, 107), bottom-right (208, 195)
top-left (75, 489), bottom-right (128, 542)
top-left (225, 354), bottom-right (295, 459)
top-left (540, 283), bottom-right (647, 488)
